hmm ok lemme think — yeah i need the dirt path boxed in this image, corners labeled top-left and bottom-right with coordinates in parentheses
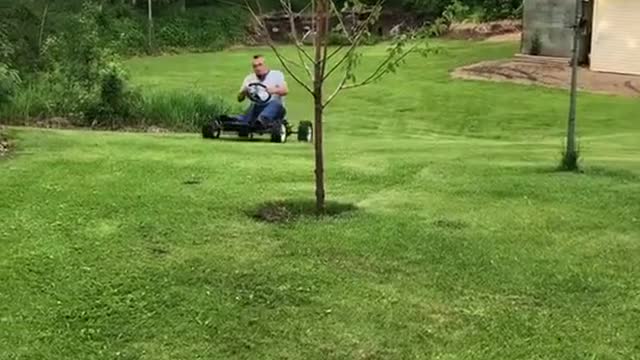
top-left (453, 55), bottom-right (640, 97)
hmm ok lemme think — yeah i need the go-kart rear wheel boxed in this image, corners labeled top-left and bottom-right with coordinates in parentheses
top-left (270, 122), bottom-right (287, 143)
top-left (238, 128), bottom-right (250, 138)
top-left (297, 121), bottom-right (313, 142)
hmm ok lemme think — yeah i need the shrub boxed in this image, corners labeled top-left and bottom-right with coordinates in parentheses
top-left (41, 2), bottom-right (113, 87)
top-left (0, 64), bottom-right (21, 107)
top-left (530, 31), bottom-right (542, 56)
top-left (328, 31), bottom-right (381, 46)
top-left (138, 90), bottom-right (238, 131)
top-left (0, 71), bottom-right (97, 123)
top-left (0, 25), bottom-right (20, 107)
top-left (443, 0), bottom-right (472, 23)
top-left (84, 62), bottom-right (143, 128)
top-left (105, 17), bottom-right (147, 54)
top-left (153, 9), bottom-right (247, 53)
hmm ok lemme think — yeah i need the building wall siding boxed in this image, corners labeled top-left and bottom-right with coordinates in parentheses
top-left (591, 0), bottom-right (640, 75)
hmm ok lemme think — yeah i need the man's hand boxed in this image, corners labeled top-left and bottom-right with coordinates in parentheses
top-left (237, 87), bottom-right (248, 102)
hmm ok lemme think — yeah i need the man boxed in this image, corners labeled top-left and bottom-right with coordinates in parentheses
top-left (237, 55), bottom-right (288, 126)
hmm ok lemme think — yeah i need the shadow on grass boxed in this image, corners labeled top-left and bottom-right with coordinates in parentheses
top-left (587, 167), bottom-right (640, 182)
top-left (215, 137), bottom-right (267, 143)
top-left (250, 199), bottom-right (359, 224)
top-left (533, 165), bottom-right (639, 182)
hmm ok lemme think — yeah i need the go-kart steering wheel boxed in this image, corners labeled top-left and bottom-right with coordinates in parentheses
top-left (246, 82), bottom-right (272, 105)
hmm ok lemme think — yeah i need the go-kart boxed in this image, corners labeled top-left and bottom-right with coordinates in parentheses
top-left (202, 82), bottom-right (313, 143)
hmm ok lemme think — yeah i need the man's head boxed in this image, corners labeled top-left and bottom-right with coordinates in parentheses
top-left (252, 55), bottom-right (269, 77)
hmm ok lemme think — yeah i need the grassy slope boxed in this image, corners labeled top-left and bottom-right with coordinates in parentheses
top-left (1, 41), bottom-right (639, 359)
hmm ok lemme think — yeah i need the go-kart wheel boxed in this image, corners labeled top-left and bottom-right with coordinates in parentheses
top-left (270, 122), bottom-right (287, 143)
top-left (297, 121), bottom-right (313, 142)
top-left (238, 128), bottom-right (250, 138)
top-left (202, 121), bottom-right (221, 139)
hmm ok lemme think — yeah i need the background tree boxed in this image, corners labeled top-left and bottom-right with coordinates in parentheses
top-left (147, 0), bottom-right (154, 52)
top-left (562, 0), bottom-right (583, 171)
top-left (248, 0), bottom-right (433, 211)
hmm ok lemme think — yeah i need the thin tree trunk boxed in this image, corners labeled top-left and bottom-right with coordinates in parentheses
top-left (38, 1), bottom-right (49, 54)
top-left (313, 0), bottom-right (329, 212)
top-left (147, 0), bottom-right (154, 53)
top-left (565, 0), bottom-right (582, 170)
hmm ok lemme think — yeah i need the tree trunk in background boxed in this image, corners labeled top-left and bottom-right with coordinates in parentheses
top-left (147, 0), bottom-right (154, 53)
top-left (38, 1), bottom-right (49, 54)
top-left (179, 0), bottom-right (186, 13)
top-left (564, 0), bottom-right (582, 170)
top-left (313, 0), bottom-right (329, 212)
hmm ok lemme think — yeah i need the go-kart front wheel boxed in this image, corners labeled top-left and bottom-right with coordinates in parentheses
top-left (202, 121), bottom-right (221, 139)
top-left (297, 121), bottom-right (313, 142)
top-left (270, 122), bottom-right (288, 143)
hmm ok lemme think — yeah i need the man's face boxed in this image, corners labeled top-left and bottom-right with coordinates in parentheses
top-left (252, 57), bottom-right (268, 77)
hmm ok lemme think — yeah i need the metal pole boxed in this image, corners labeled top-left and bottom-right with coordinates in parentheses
top-left (565, 0), bottom-right (582, 168)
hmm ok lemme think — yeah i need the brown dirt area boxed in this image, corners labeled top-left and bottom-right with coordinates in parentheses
top-left (446, 20), bottom-right (521, 41)
top-left (453, 55), bottom-right (640, 97)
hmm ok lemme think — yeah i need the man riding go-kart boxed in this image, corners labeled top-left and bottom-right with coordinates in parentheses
top-left (202, 55), bottom-right (312, 143)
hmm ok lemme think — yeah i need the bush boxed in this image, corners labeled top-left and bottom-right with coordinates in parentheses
top-left (84, 62), bottom-right (143, 128)
top-left (0, 64), bottom-right (21, 107)
top-left (0, 25), bottom-right (20, 107)
top-left (530, 31), bottom-right (542, 56)
top-left (138, 90), bottom-right (237, 131)
top-left (328, 31), bottom-right (381, 46)
top-left (402, 0), bottom-right (522, 21)
top-left (2, 79), bottom-right (236, 132)
top-left (105, 17), bottom-right (147, 54)
top-left (0, 71), bottom-right (97, 123)
top-left (152, 9), bottom-right (246, 53)
top-left (443, 0), bottom-right (472, 23)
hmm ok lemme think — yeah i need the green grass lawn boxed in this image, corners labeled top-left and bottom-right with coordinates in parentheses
top-left (1, 41), bottom-right (639, 359)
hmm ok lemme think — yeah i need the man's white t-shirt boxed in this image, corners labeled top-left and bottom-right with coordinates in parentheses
top-left (240, 70), bottom-right (286, 104)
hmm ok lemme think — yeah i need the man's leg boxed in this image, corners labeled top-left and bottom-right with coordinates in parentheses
top-left (256, 101), bottom-right (286, 125)
top-left (236, 104), bottom-right (257, 124)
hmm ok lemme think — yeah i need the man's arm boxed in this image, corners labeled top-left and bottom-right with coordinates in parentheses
top-left (267, 72), bottom-right (288, 96)
top-left (268, 81), bottom-right (288, 96)
top-left (237, 76), bottom-right (249, 102)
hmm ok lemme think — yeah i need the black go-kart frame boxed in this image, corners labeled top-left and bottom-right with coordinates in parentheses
top-left (202, 82), bottom-right (313, 143)
top-left (202, 115), bottom-right (313, 143)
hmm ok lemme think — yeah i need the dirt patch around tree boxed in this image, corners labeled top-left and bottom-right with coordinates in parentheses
top-left (453, 55), bottom-right (640, 97)
top-left (251, 200), bottom-right (358, 224)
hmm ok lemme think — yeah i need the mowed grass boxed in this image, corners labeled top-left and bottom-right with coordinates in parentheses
top-left (1, 41), bottom-right (640, 359)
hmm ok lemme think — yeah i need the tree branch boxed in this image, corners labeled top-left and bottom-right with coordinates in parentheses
top-left (330, 0), bottom-right (352, 42)
top-left (323, 0), bottom-right (384, 80)
top-left (322, 73), bottom-right (348, 108)
top-left (320, 1), bottom-right (330, 78)
top-left (280, 0), bottom-right (315, 79)
top-left (342, 42), bottom-right (419, 90)
top-left (246, 1), bottom-right (314, 95)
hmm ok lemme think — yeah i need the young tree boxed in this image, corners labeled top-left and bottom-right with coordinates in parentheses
top-left (248, 0), bottom-right (431, 212)
top-left (562, 0), bottom-right (583, 171)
